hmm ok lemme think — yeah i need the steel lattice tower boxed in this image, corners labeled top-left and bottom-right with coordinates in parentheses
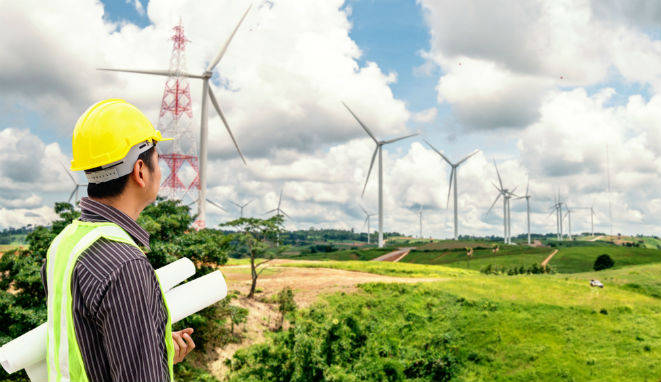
top-left (157, 21), bottom-right (200, 212)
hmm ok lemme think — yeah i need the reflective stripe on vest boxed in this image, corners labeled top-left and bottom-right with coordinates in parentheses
top-left (45, 220), bottom-right (175, 381)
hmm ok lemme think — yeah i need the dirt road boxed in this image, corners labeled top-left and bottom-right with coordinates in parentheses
top-left (541, 249), bottom-right (559, 268)
top-left (371, 247), bottom-right (413, 262)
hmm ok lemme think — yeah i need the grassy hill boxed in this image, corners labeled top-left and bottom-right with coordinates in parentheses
top-left (401, 246), bottom-right (551, 271)
top-left (228, 261), bottom-right (661, 381)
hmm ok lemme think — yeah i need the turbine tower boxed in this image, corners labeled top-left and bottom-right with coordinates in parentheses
top-left (99, 6), bottom-right (251, 229)
top-left (359, 205), bottom-right (375, 244)
top-left (549, 194), bottom-right (564, 240)
top-left (424, 139), bottom-right (479, 240)
top-left (575, 205), bottom-right (596, 236)
top-left (417, 205), bottom-right (424, 239)
top-left (514, 181), bottom-right (532, 245)
top-left (487, 160), bottom-right (517, 244)
top-left (231, 200), bottom-right (253, 218)
top-left (564, 203), bottom-right (574, 240)
top-left (343, 102), bottom-right (418, 248)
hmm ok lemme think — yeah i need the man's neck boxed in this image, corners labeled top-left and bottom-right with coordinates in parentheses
top-left (89, 195), bottom-right (142, 221)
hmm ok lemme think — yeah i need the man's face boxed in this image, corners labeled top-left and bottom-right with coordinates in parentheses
top-left (146, 148), bottom-right (161, 203)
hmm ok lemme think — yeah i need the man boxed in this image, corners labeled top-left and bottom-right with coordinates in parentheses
top-left (41, 99), bottom-right (195, 381)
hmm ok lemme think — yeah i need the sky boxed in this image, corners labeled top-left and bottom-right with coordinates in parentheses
top-left (1, 0), bottom-right (661, 239)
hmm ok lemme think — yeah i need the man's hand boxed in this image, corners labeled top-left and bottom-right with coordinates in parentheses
top-left (172, 328), bottom-right (195, 364)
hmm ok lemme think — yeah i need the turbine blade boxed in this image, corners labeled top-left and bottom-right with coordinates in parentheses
top-left (206, 5), bottom-right (252, 72)
top-left (230, 201), bottom-right (242, 208)
top-left (97, 68), bottom-right (203, 79)
top-left (493, 159), bottom-right (504, 189)
top-left (206, 198), bottom-right (226, 211)
top-left (278, 189), bottom-right (283, 209)
top-left (383, 133), bottom-right (418, 145)
top-left (280, 209), bottom-right (291, 218)
top-left (456, 149), bottom-right (480, 166)
top-left (208, 87), bottom-right (247, 165)
top-left (245, 200), bottom-right (254, 207)
top-left (342, 102), bottom-right (378, 143)
top-left (486, 193), bottom-right (502, 216)
top-left (59, 161), bottom-right (76, 184)
top-left (264, 209), bottom-right (277, 215)
top-left (359, 204), bottom-right (368, 215)
top-left (525, 179), bottom-right (530, 197)
top-left (362, 146), bottom-right (379, 197)
top-left (68, 188), bottom-right (76, 203)
top-left (446, 168), bottom-right (454, 208)
top-left (423, 139), bottom-right (453, 166)
top-left (363, 217), bottom-right (368, 228)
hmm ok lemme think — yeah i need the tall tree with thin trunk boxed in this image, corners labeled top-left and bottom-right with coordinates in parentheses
top-left (221, 215), bottom-right (284, 298)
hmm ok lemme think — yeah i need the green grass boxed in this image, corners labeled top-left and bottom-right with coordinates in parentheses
top-left (284, 247), bottom-right (394, 261)
top-left (548, 246), bottom-right (661, 273)
top-left (278, 260), bottom-right (473, 278)
top-left (402, 246), bottom-right (551, 271)
top-left (228, 277), bottom-right (661, 381)
top-left (570, 263), bottom-right (661, 299)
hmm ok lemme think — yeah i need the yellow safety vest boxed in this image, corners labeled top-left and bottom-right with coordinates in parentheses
top-left (45, 220), bottom-right (175, 381)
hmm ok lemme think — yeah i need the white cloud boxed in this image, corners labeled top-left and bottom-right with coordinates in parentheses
top-left (412, 107), bottom-right (437, 123)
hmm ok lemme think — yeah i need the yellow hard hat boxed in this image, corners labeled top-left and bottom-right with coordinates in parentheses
top-left (70, 99), bottom-right (172, 171)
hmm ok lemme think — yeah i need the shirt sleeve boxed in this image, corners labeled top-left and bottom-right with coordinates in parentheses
top-left (96, 258), bottom-right (170, 382)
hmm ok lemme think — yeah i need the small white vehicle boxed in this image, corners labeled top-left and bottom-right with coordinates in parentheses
top-left (590, 279), bottom-right (604, 288)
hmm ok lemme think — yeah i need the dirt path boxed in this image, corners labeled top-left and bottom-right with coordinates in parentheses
top-left (589, 236), bottom-right (605, 242)
top-left (206, 260), bottom-right (442, 378)
top-left (541, 249), bottom-right (559, 268)
top-left (372, 247), bottom-right (414, 262)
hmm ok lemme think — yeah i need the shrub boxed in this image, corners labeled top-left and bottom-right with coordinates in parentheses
top-left (593, 254), bottom-right (614, 271)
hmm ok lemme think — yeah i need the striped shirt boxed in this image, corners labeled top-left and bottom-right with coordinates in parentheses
top-left (41, 197), bottom-right (169, 382)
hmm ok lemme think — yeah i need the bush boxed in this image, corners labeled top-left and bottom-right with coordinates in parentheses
top-left (593, 254), bottom-right (614, 271)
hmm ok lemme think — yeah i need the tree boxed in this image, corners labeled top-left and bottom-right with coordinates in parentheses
top-left (274, 287), bottom-right (296, 331)
top-left (221, 215), bottom-right (285, 298)
top-left (594, 254), bottom-right (614, 271)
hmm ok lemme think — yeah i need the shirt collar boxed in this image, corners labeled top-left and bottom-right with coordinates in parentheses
top-left (79, 197), bottom-right (151, 250)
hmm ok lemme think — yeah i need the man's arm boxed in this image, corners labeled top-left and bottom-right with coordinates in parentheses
top-left (96, 258), bottom-right (170, 382)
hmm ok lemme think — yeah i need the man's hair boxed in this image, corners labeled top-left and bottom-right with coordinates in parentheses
top-left (86, 146), bottom-right (156, 199)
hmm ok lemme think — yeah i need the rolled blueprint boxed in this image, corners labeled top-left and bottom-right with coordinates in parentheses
top-left (155, 257), bottom-right (196, 292)
top-left (167, 270), bottom-right (228, 323)
top-left (0, 257), bottom-right (198, 376)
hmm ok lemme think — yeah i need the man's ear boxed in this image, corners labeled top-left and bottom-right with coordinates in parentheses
top-left (131, 159), bottom-right (147, 188)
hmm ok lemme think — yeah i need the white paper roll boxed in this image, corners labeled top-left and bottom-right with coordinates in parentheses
top-left (0, 257), bottom-right (198, 375)
top-left (24, 361), bottom-right (47, 382)
top-left (166, 271), bottom-right (228, 323)
top-left (0, 324), bottom-right (46, 374)
top-left (155, 257), bottom-right (196, 292)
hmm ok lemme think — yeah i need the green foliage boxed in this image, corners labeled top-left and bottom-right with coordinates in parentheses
top-left (481, 263), bottom-right (554, 275)
top-left (594, 254), bottom-right (615, 271)
top-left (228, 285), bottom-right (461, 381)
top-left (229, 277), bottom-right (661, 381)
top-left (286, 247), bottom-right (392, 261)
top-left (274, 287), bottom-right (297, 330)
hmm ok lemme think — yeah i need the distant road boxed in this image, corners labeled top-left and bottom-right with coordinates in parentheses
top-left (541, 249), bottom-right (559, 268)
top-left (372, 247), bottom-right (414, 262)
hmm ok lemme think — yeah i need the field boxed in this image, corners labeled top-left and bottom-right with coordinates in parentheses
top-left (228, 260), bottom-right (661, 381)
top-left (401, 246), bottom-right (551, 271)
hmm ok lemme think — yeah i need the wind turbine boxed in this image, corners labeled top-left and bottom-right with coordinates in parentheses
top-left (265, 189), bottom-right (290, 218)
top-left (575, 205), bottom-right (596, 236)
top-left (514, 180), bottom-right (532, 245)
top-left (424, 139), bottom-right (479, 240)
top-left (359, 204), bottom-right (376, 244)
top-left (487, 160), bottom-right (517, 244)
top-left (343, 102), bottom-right (418, 248)
top-left (60, 162), bottom-right (86, 206)
top-left (230, 200), bottom-right (253, 218)
top-left (265, 189), bottom-right (289, 247)
top-left (549, 193), bottom-right (564, 241)
top-left (98, 6), bottom-right (252, 227)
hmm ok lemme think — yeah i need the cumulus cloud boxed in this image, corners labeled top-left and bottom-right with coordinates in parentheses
top-left (412, 107), bottom-right (438, 123)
